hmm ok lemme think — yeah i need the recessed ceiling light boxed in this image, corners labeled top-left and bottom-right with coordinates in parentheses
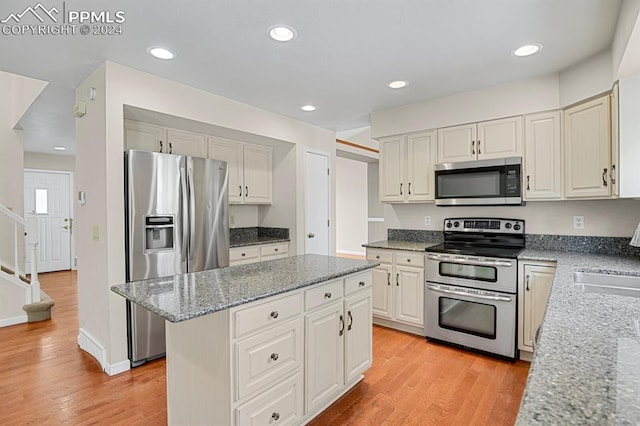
top-left (53, 146), bottom-right (67, 151)
top-left (301, 105), bottom-right (316, 112)
top-left (388, 80), bottom-right (409, 89)
top-left (268, 25), bottom-right (297, 42)
top-left (148, 47), bottom-right (175, 60)
top-left (513, 43), bottom-right (543, 57)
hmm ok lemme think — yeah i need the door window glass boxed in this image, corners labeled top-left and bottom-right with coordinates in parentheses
top-left (439, 297), bottom-right (496, 339)
top-left (35, 189), bottom-right (48, 214)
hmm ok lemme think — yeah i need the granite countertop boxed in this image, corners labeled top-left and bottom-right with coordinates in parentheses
top-left (111, 254), bottom-right (378, 323)
top-left (516, 249), bottom-right (640, 425)
top-left (230, 236), bottom-right (290, 248)
top-left (363, 240), bottom-right (441, 252)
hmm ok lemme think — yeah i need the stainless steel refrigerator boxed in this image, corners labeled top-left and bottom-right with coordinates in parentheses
top-left (124, 150), bottom-right (229, 366)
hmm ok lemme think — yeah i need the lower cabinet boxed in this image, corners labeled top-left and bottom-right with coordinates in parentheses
top-left (165, 270), bottom-right (373, 425)
top-left (230, 242), bottom-right (289, 266)
top-left (366, 248), bottom-right (425, 335)
top-left (518, 261), bottom-right (556, 358)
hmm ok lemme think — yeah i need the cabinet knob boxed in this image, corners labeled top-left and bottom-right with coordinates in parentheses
top-left (358, 281), bottom-right (365, 287)
top-left (270, 311), bottom-right (279, 319)
top-left (324, 292), bottom-right (332, 299)
top-left (272, 412), bottom-right (280, 421)
top-left (270, 353), bottom-right (279, 361)
top-left (375, 255), bottom-right (380, 259)
top-left (241, 253), bottom-right (246, 257)
top-left (407, 258), bottom-right (411, 262)
top-left (274, 248), bottom-right (279, 252)
top-left (308, 232), bottom-right (315, 238)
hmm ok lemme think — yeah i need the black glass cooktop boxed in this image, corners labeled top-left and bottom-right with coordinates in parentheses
top-left (425, 243), bottom-right (523, 259)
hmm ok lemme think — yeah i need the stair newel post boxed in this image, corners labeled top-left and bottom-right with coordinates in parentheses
top-left (13, 222), bottom-right (20, 281)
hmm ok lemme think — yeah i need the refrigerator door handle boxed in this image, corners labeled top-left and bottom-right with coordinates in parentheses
top-left (187, 159), bottom-right (196, 261)
top-left (180, 158), bottom-right (189, 263)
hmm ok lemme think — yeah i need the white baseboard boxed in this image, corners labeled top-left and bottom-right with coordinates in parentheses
top-left (0, 315), bottom-right (28, 328)
top-left (77, 328), bottom-right (130, 376)
top-left (336, 249), bottom-right (366, 256)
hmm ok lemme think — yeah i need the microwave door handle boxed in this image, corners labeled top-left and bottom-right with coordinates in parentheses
top-left (427, 284), bottom-right (512, 302)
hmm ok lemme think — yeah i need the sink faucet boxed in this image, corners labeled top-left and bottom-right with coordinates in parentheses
top-left (632, 222), bottom-right (640, 247)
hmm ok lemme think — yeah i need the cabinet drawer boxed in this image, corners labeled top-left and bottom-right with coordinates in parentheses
top-left (233, 293), bottom-right (302, 339)
top-left (235, 319), bottom-right (302, 401)
top-left (230, 246), bottom-right (260, 263)
top-left (366, 249), bottom-right (392, 264)
top-left (235, 373), bottom-right (302, 426)
top-left (395, 252), bottom-right (424, 267)
top-left (305, 279), bottom-right (343, 312)
top-left (344, 271), bottom-right (372, 296)
top-left (260, 242), bottom-right (289, 257)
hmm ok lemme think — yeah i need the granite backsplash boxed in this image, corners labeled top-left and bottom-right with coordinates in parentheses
top-left (230, 227), bottom-right (289, 245)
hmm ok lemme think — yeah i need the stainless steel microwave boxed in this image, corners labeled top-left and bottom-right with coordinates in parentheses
top-left (434, 157), bottom-right (523, 206)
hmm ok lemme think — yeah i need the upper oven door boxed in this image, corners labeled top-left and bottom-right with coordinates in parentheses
top-left (434, 157), bottom-right (521, 206)
top-left (425, 253), bottom-right (517, 293)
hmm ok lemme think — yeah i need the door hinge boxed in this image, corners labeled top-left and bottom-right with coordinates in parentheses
top-left (327, 219), bottom-right (330, 227)
top-left (327, 168), bottom-right (330, 176)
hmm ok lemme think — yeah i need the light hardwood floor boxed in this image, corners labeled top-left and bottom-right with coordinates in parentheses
top-left (0, 270), bottom-right (529, 425)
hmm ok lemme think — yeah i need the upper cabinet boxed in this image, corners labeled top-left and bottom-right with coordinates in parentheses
top-left (208, 136), bottom-right (272, 204)
top-left (379, 131), bottom-right (436, 203)
top-left (166, 129), bottom-right (207, 157)
top-left (124, 120), bottom-right (165, 152)
top-left (524, 111), bottom-right (562, 200)
top-left (610, 83), bottom-right (620, 197)
top-left (564, 96), bottom-right (611, 199)
top-left (437, 117), bottom-right (523, 163)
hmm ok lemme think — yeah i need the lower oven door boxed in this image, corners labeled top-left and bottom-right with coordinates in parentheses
top-left (424, 282), bottom-right (516, 359)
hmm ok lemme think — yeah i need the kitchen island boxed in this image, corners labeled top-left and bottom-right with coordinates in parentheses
top-left (112, 254), bottom-right (378, 425)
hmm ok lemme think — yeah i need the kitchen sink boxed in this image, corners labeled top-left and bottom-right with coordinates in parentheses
top-left (574, 270), bottom-right (640, 298)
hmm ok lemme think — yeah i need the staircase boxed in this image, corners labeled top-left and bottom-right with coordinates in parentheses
top-left (0, 203), bottom-right (54, 326)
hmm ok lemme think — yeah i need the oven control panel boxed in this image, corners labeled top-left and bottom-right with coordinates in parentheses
top-left (444, 218), bottom-right (524, 234)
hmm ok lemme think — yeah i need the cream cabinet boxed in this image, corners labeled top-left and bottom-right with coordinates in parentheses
top-left (518, 261), bottom-right (556, 357)
top-left (124, 120), bottom-right (165, 152)
top-left (366, 248), bottom-right (424, 335)
top-left (437, 117), bottom-right (523, 163)
top-left (230, 242), bottom-right (289, 266)
top-left (523, 111), bottom-right (562, 200)
top-left (208, 137), bottom-right (273, 204)
top-left (304, 273), bottom-right (372, 414)
top-left (563, 96), bottom-right (612, 198)
top-left (166, 128), bottom-right (207, 157)
top-left (379, 131), bottom-right (437, 203)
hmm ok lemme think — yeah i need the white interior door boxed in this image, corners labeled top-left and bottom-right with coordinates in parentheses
top-left (305, 151), bottom-right (330, 255)
top-left (24, 170), bottom-right (72, 273)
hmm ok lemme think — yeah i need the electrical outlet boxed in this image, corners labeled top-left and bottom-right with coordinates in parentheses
top-left (424, 216), bottom-right (431, 226)
top-left (92, 225), bottom-right (100, 241)
top-left (573, 215), bottom-right (585, 230)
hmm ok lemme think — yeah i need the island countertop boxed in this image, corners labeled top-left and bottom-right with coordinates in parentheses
top-left (111, 254), bottom-right (378, 323)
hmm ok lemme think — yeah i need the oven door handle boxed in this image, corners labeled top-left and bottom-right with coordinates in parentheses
top-left (426, 254), bottom-right (513, 267)
top-left (427, 284), bottom-right (513, 302)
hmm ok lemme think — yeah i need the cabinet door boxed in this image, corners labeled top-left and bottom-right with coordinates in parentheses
top-left (244, 144), bottom-right (273, 204)
top-left (305, 302), bottom-right (344, 413)
top-left (124, 120), bottom-right (164, 152)
top-left (394, 266), bottom-right (424, 327)
top-left (437, 124), bottom-right (476, 163)
top-left (406, 131), bottom-right (437, 202)
top-left (166, 128), bottom-right (207, 158)
top-left (564, 96), bottom-right (611, 198)
top-left (520, 265), bottom-right (555, 351)
top-left (208, 137), bottom-right (244, 204)
top-left (477, 116), bottom-right (523, 160)
top-left (524, 112), bottom-right (562, 200)
top-left (371, 264), bottom-right (393, 320)
top-left (379, 136), bottom-right (406, 202)
top-left (344, 290), bottom-right (372, 383)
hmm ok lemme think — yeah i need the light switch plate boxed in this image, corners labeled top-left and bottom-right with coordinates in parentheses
top-left (573, 215), bottom-right (585, 230)
top-left (424, 216), bottom-right (431, 226)
top-left (92, 225), bottom-right (100, 241)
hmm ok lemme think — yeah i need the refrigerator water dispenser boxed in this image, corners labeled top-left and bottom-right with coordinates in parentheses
top-left (145, 216), bottom-right (174, 251)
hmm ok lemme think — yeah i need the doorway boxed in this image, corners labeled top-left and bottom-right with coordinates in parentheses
top-left (24, 170), bottom-right (73, 273)
top-left (304, 150), bottom-right (330, 255)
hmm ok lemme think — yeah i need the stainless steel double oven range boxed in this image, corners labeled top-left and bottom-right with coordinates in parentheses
top-left (424, 218), bottom-right (525, 360)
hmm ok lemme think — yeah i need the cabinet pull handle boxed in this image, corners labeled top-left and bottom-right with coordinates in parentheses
top-left (324, 292), bottom-right (332, 299)
top-left (159, 141), bottom-right (163, 153)
top-left (339, 314), bottom-right (344, 336)
top-left (471, 140), bottom-right (475, 155)
top-left (396, 273), bottom-right (399, 286)
top-left (347, 310), bottom-right (353, 331)
top-left (239, 185), bottom-right (242, 197)
top-left (358, 280), bottom-right (366, 287)
top-left (375, 255), bottom-right (380, 259)
top-left (270, 353), bottom-right (279, 361)
top-left (270, 311), bottom-right (279, 319)
top-left (400, 182), bottom-right (403, 195)
top-left (526, 275), bottom-right (530, 291)
top-left (272, 412), bottom-right (280, 421)
top-left (274, 248), bottom-right (279, 252)
top-left (245, 186), bottom-right (248, 197)
top-left (241, 253), bottom-right (246, 257)
top-left (602, 168), bottom-right (608, 187)
top-left (408, 182), bottom-right (411, 195)
top-left (169, 142), bottom-right (173, 154)
top-left (611, 165), bottom-right (616, 185)
top-left (387, 272), bottom-right (390, 286)
top-left (477, 140), bottom-right (481, 155)
top-left (526, 175), bottom-right (530, 191)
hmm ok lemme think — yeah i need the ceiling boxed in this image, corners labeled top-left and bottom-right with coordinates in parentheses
top-left (1, 0), bottom-right (623, 156)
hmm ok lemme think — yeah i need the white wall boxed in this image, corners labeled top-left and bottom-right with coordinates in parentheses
top-left (336, 157), bottom-right (368, 255)
top-left (613, 0), bottom-right (640, 77)
top-left (384, 199), bottom-right (640, 238)
top-left (24, 152), bottom-right (75, 171)
top-left (559, 50), bottom-right (613, 107)
top-left (230, 205), bottom-right (259, 228)
top-left (75, 62), bottom-right (336, 371)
